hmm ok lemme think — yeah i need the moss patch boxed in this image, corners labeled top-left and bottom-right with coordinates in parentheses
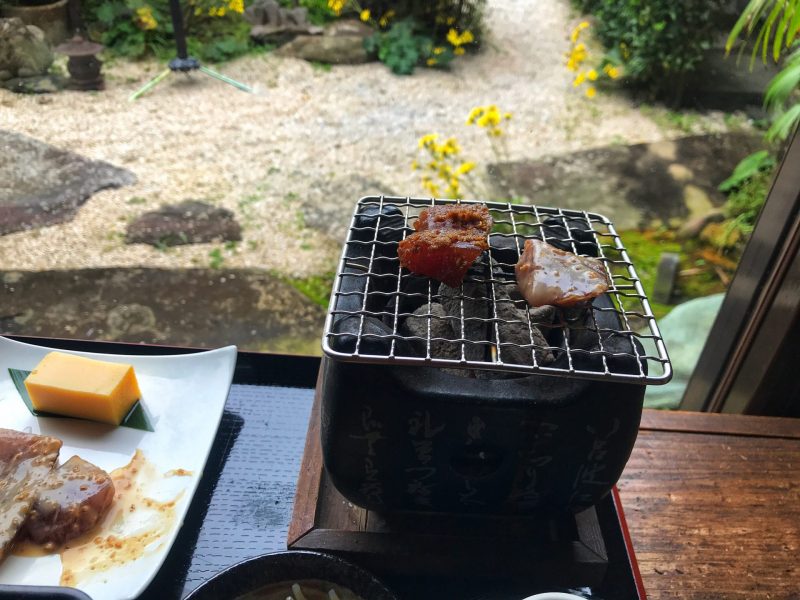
top-left (618, 230), bottom-right (727, 320)
top-left (277, 272), bottom-right (336, 308)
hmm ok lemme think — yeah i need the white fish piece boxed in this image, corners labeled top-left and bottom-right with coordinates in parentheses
top-left (515, 239), bottom-right (610, 308)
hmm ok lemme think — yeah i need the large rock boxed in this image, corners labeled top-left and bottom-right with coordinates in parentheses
top-left (0, 130), bottom-right (136, 235)
top-left (0, 268), bottom-right (326, 355)
top-left (245, 0), bottom-right (322, 45)
top-left (488, 132), bottom-right (763, 230)
top-left (0, 18), bottom-right (53, 82)
top-left (126, 200), bottom-right (243, 247)
top-left (1, 73), bottom-right (64, 94)
top-left (277, 34), bottom-right (371, 64)
top-left (300, 174), bottom-right (396, 242)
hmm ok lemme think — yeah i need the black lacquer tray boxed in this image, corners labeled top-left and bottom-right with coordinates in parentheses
top-left (0, 336), bottom-right (645, 600)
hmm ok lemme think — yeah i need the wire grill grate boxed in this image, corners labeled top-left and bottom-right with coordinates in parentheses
top-left (322, 196), bottom-right (672, 385)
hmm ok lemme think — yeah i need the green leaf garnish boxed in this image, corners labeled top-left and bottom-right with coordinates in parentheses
top-left (8, 368), bottom-right (154, 432)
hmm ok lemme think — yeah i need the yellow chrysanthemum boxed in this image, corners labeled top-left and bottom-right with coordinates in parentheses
top-left (136, 5), bottom-right (157, 30)
top-left (585, 86), bottom-right (596, 99)
top-left (427, 58), bottom-right (437, 66)
top-left (604, 64), bottom-right (621, 79)
top-left (433, 46), bottom-right (444, 55)
top-left (587, 69), bottom-right (598, 81)
top-left (418, 133), bottom-right (438, 149)
top-left (360, 9), bottom-right (370, 21)
top-left (573, 72), bottom-right (586, 87)
top-left (228, 0), bottom-right (244, 14)
top-left (327, 0), bottom-right (344, 16)
top-left (454, 47), bottom-right (465, 56)
top-left (456, 162), bottom-right (476, 175)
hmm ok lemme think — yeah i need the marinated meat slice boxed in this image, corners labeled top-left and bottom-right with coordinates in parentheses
top-left (23, 456), bottom-right (115, 547)
top-left (515, 239), bottom-right (610, 308)
top-left (0, 428), bottom-right (62, 563)
top-left (414, 204), bottom-right (493, 235)
top-left (398, 204), bottom-right (493, 287)
top-left (399, 229), bottom-right (487, 287)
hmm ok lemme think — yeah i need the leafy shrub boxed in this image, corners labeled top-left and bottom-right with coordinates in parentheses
top-left (581, 0), bottom-right (726, 100)
top-left (84, 0), bottom-right (251, 62)
top-left (359, 0), bottom-right (485, 46)
top-left (330, 0), bottom-right (485, 74)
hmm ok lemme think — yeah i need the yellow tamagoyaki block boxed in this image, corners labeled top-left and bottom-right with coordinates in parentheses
top-left (24, 352), bottom-right (142, 425)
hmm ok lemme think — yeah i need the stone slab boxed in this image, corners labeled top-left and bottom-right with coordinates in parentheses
top-left (0, 268), bottom-right (326, 355)
top-left (0, 130), bottom-right (136, 235)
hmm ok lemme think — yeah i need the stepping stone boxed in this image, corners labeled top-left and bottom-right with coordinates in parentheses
top-left (488, 132), bottom-right (763, 230)
top-left (0, 130), bottom-right (136, 236)
top-left (125, 200), bottom-right (242, 247)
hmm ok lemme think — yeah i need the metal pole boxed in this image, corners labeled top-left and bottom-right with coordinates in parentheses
top-left (169, 0), bottom-right (189, 60)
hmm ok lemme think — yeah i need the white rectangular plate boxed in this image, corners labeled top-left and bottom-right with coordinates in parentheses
top-left (0, 336), bottom-right (237, 600)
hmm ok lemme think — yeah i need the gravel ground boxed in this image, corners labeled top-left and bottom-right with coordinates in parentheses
top-left (0, 0), bottom-right (735, 277)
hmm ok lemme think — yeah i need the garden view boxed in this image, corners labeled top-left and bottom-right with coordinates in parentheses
top-left (1, 0), bottom-right (798, 409)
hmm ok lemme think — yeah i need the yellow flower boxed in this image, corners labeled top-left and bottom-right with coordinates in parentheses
top-left (587, 69), bottom-right (598, 81)
top-left (228, 0), bottom-right (244, 14)
top-left (503, 112), bottom-right (512, 120)
top-left (360, 9), bottom-right (370, 21)
top-left (411, 160), bottom-right (419, 171)
top-left (136, 5), bottom-right (157, 30)
top-left (456, 162), bottom-right (476, 175)
top-left (585, 86), bottom-right (596, 99)
top-left (447, 28), bottom-right (460, 46)
top-left (466, 106), bottom-right (483, 124)
top-left (573, 72), bottom-right (586, 87)
top-left (570, 20), bottom-right (589, 43)
top-left (433, 46), bottom-right (444, 55)
top-left (218, 6), bottom-right (226, 16)
top-left (418, 133), bottom-right (438, 149)
top-left (194, 6), bottom-right (202, 15)
top-left (427, 58), bottom-right (437, 66)
top-left (446, 16), bottom-right (455, 25)
top-left (327, 0), bottom-right (344, 16)
top-left (454, 47), bottom-right (465, 56)
top-left (447, 28), bottom-right (474, 48)
top-left (604, 64), bottom-right (621, 79)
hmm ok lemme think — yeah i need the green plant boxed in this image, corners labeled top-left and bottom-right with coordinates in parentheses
top-left (718, 150), bottom-right (776, 192)
top-left (582, 0), bottom-right (725, 101)
top-left (208, 247), bottom-right (225, 268)
top-left (277, 0), bottom-right (337, 25)
top-left (85, 0), bottom-right (250, 62)
top-left (330, 0), bottom-right (483, 74)
top-left (722, 167), bottom-right (772, 238)
top-left (364, 19), bottom-right (425, 74)
top-left (726, 0), bottom-right (800, 142)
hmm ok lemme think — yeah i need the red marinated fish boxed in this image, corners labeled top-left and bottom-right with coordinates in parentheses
top-left (515, 239), bottom-right (610, 307)
top-left (398, 204), bottom-right (493, 287)
top-left (23, 456), bottom-right (115, 547)
top-left (0, 428), bottom-right (62, 563)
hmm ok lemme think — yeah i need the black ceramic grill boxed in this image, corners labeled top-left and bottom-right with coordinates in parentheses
top-left (319, 196), bottom-right (672, 516)
top-left (322, 196), bottom-right (671, 385)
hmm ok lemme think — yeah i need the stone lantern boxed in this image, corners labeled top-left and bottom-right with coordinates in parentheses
top-left (55, 34), bottom-right (104, 90)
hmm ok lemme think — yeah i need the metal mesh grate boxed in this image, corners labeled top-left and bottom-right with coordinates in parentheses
top-left (322, 196), bottom-right (672, 385)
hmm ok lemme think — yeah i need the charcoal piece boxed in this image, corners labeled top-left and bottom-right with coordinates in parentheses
top-left (541, 216), bottom-right (600, 257)
top-left (401, 303), bottom-right (461, 361)
top-left (438, 278), bottom-right (554, 368)
top-left (488, 234), bottom-right (528, 267)
top-left (438, 281), bottom-right (491, 362)
top-left (562, 305), bottom-right (602, 351)
top-left (351, 203), bottom-right (406, 250)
